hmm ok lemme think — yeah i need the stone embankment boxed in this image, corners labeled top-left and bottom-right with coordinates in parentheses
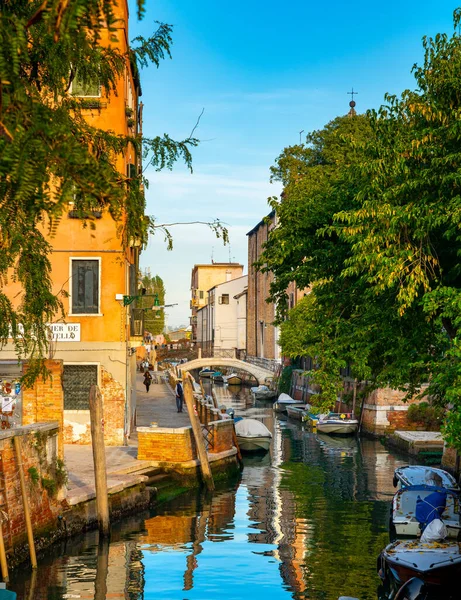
top-left (4, 373), bottom-right (239, 571)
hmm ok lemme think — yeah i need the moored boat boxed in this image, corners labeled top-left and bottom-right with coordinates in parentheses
top-left (235, 418), bottom-right (272, 452)
top-left (316, 413), bottom-right (358, 435)
top-left (286, 404), bottom-right (311, 421)
top-left (250, 385), bottom-right (277, 400)
top-left (211, 371), bottom-right (224, 383)
top-left (393, 465), bottom-right (460, 491)
top-left (223, 373), bottom-right (242, 385)
top-left (392, 485), bottom-right (461, 538)
top-left (378, 539), bottom-right (461, 588)
top-left (273, 393), bottom-right (304, 413)
top-left (199, 368), bottom-right (216, 378)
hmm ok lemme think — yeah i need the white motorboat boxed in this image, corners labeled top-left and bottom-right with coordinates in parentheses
top-left (392, 485), bottom-right (461, 538)
top-left (393, 465), bottom-right (460, 491)
top-left (250, 385), bottom-right (277, 400)
top-left (273, 393), bottom-right (304, 413)
top-left (316, 413), bottom-right (358, 435)
top-left (235, 418), bottom-right (272, 452)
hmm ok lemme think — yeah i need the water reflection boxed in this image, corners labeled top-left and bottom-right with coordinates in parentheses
top-left (9, 382), bottom-right (412, 600)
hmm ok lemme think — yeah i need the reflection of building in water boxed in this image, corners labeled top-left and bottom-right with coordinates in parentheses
top-left (12, 535), bottom-right (145, 600)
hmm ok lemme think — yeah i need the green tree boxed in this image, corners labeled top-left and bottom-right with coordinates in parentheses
top-left (139, 274), bottom-right (166, 336)
top-left (261, 9), bottom-right (461, 448)
top-left (0, 1), bottom-right (226, 384)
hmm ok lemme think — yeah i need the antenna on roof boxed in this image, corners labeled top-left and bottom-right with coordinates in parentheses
top-left (211, 247), bottom-right (214, 264)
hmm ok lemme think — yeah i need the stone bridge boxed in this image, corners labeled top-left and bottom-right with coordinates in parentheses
top-left (177, 358), bottom-right (274, 386)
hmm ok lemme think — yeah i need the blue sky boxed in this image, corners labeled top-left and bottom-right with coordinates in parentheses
top-left (129, 0), bottom-right (455, 327)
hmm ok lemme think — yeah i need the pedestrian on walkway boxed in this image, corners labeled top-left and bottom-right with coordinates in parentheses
top-left (143, 370), bottom-right (152, 393)
top-left (175, 379), bottom-right (184, 413)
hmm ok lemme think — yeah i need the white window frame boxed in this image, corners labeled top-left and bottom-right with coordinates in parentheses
top-left (63, 362), bottom-right (100, 414)
top-left (70, 75), bottom-right (101, 98)
top-left (69, 257), bottom-right (102, 316)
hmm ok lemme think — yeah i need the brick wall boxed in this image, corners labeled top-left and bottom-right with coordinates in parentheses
top-left (22, 360), bottom-right (64, 458)
top-left (209, 420), bottom-right (234, 454)
top-left (63, 367), bottom-right (125, 446)
top-left (0, 423), bottom-right (63, 549)
top-left (137, 427), bottom-right (197, 462)
top-left (361, 387), bottom-right (427, 435)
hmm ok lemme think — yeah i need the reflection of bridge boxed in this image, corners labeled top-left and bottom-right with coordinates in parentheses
top-left (179, 358), bottom-right (274, 385)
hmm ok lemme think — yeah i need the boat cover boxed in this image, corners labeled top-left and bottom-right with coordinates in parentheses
top-left (415, 487), bottom-right (447, 529)
top-left (251, 385), bottom-right (270, 393)
top-left (277, 393), bottom-right (297, 404)
top-left (235, 418), bottom-right (272, 439)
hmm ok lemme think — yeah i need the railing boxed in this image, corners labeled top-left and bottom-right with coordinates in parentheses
top-left (200, 348), bottom-right (237, 359)
top-left (244, 355), bottom-right (281, 372)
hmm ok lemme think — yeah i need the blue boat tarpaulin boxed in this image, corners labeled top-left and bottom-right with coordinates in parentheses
top-left (415, 489), bottom-right (447, 530)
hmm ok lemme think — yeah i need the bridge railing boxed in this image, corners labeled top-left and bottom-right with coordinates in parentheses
top-left (244, 355), bottom-right (281, 373)
top-left (200, 348), bottom-right (237, 360)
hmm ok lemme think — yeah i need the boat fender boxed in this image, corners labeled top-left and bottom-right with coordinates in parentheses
top-left (340, 413), bottom-right (346, 419)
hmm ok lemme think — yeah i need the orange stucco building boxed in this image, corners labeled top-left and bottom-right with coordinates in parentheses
top-left (0, 1), bottom-right (143, 445)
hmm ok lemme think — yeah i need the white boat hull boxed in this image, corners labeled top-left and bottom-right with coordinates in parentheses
top-left (236, 435), bottom-right (271, 452)
top-left (316, 421), bottom-right (358, 435)
top-left (274, 401), bottom-right (304, 414)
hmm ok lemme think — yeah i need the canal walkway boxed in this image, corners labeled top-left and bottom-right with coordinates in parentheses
top-left (64, 373), bottom-right (190, 506)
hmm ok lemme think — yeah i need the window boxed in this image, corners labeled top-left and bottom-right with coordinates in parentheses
top-left (71, 259), bottom-right (99, 314)
top-left (199, 290), bottom-right (204, 299)
top-left (63, 365), bottom-right (98, 410)
top-left (220, 294), bottom-right (230, 305)
top-left (71, 74), bottom-right (100, 97)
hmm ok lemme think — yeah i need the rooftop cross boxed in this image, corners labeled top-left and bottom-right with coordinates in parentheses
top-left (348, 87), bottom-right (358, 102)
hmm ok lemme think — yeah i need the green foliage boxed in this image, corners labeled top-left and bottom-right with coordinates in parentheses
top-left (41, 477), bottom-right (57, 497)
top-left (139, 274), bottom-right (166, 336)
top-left (278, 365), bottom-right (293, 394)
top-left (0, 1), bottom-right (204, 382)
top-left (260, 9), bottom-right (461, 446)
top-left (28, 467), bottom-right (40, 485)
top-left (407, 403), bottom-right (444, 431)
top-left (55, 458), bottom-right (68, 488)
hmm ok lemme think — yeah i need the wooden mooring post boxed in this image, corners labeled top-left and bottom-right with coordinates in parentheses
top-left (183, 376), bottom-right (214, 491)
top-left (89, 385), bottom-right (110, 536)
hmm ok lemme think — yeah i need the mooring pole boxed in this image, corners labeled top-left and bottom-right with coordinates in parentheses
top-left (89, 385), bottom-right (110, 536)
top-left (183, 376), bottom-right (214, 491)
top-left (0, 516), bottom-right (8, 582)
top-left (13, 436), bottom-right (37, 569)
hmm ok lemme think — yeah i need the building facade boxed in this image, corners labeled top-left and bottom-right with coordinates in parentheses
top-left (1, 1), bottom-right (143, 445)
top-left (247, 212), bottom-right (304, 364)
top-left (190, 263), bottom-right (244, 344)
top-left (195, 276), bottom-right (248, 355)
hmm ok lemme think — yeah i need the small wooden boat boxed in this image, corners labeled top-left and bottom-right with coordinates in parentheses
top-left (393, 465), bottom-right (460, 491)
top-left (211, 371), bottom-right (224, 382)
top-left (392, 485), bottom-right (461, 538)
top-left (223, 373), bottom-right (242, 385)
top-left (235, 418), bottom-right (272, 452)
top-left (378, 539), bottom-right (461, 588)
top-left (273, 393), bottom-right (304, 413)
top-left (286, 404), bottom-right (311, 421)
top-left (199, 368), bottom-right (216, 378)
top-left (316, 413), bottom-right (358, 435)
top-left (250, 385), bottom-right (277, 400)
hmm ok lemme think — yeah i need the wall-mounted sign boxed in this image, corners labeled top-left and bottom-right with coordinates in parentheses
top-left (48, 323), bottom-right (81, 341)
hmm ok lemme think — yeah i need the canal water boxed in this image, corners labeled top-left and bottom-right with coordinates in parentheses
top-left (10, 382), bottom-right (411, 600)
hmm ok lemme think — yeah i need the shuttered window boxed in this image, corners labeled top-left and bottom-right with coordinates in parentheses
top-left (71, 259), bottom-right (99, 314)
top-left (63, 365), bottom-right (98, 410)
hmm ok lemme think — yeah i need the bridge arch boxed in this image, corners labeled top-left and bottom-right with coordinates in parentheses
top-left (177, 358), bottom-right (273, 386)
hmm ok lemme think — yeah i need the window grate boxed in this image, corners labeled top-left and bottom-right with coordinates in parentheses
top-left (63, 365), bottom-right (98, 410)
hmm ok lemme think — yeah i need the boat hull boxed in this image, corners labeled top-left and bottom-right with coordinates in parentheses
top-left (236, 435), bottom-right (271, 452)
top-left (379, 540), bottom-right (461, 587)
top-left (316, 421), bottom-right (358, 435)
top-left (225, 376), bottom-right (242, 385)
top-left (286, 406), bottom-right (308, 420)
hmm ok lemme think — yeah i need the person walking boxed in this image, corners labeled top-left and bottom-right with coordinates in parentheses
top-left (143, 369), bottom-right (152, 393)
top-left (175, 379), bottom-right (184, 413)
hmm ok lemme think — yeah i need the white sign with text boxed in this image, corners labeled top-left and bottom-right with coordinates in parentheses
top-left (48, 323), bottom-right (81, 341)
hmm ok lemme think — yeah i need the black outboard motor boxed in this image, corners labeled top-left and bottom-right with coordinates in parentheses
top-left (226, 407), bottom-right (235, 419)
